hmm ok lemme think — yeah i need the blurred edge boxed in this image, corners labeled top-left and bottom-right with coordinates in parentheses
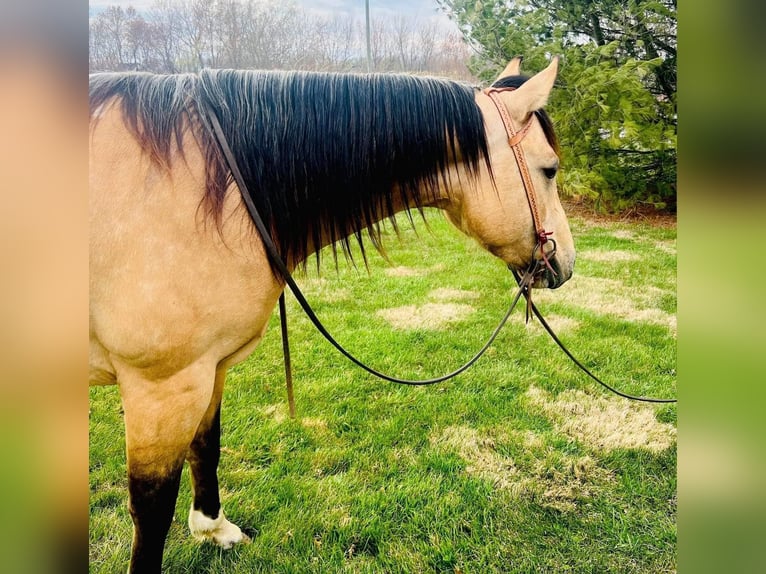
top-left (0, 1), bottom-right (88, 573)
top-left (681, 0), bottom-right (766, 573)
top-left (0, 0), bottom-right (764, 572)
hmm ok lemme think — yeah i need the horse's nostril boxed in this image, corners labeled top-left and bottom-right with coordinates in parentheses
top-left (546, 256), bottom-right (564, 289)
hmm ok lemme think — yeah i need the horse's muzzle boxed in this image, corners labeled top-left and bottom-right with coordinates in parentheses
top-left (520, 242), bottom-right (572, 289)
top-left (508, 256), bottom-right (564, 289)
top-left (528, 238), bottom-right (570, 289)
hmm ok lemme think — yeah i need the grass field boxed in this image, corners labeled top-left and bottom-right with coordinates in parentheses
top-left (89, 209), bottom-right (677, 573)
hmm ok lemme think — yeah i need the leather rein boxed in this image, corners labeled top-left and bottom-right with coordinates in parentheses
top-left (199, 88), bottom-right (676, 414)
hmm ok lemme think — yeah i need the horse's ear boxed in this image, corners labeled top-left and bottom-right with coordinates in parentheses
top-left (510, 56), bottom-right (559, 115)
top-left (494, 57), bottom-right (523, 82)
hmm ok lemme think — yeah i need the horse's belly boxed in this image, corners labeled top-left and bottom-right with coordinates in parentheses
top-left (91, 276), bottom-right (278, 384)
top-left (219, 322), bottom-right (272, 370)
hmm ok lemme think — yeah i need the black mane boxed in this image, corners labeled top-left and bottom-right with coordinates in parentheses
top-left (89, 70), bottom-right (493, 273)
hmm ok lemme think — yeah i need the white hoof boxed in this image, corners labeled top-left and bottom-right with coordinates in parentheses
top-left (188, 506), bottom-right (250, 549)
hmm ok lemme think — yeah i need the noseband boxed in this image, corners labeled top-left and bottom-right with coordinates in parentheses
top-left (484, 87), bottom-right (556, 277)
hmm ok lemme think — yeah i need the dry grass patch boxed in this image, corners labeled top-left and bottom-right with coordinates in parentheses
top-left (526, 386), bottom-right (676, 452)
top-left (528, 313), bottom-right (580, 333)
top-left (427, 287), bottom-right (480, 302)
top-left (431, 426), bottom-right (521, 492)
top-left (384, 263), bottom-right (445, 277)
top-left (610, 229), bottom-right (637, 241)
top-left (297, 277), bottom-right (352, 303)
top-left (431, 426), bottom-right (613, 511)
top-left (534, 274), bottom-right (676, 333)
top-left (376, 272), bottom-right (480, 331)
top-left (301, 417), bottom-right (328, 430)
top-left (654, 239), bottom-right (677, 255)
top-left (376, 302), bottom-right (475, 330)
top-left (535, 455), bottom-right (612, 512)
top-left (580, 250), bottom-right (642, 263)
top-left (385, 266), bottom-right (423, 277)
top-left (261, 403), bottom-right (288, 423)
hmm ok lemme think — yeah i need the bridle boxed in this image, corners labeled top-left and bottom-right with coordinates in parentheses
top-left (484, 87), bottom-right (557, 279)
top-left (199, 88), bottom-right (676, 414)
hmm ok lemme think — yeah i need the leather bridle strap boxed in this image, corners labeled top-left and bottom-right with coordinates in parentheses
top-left (485, 89), bottom-right (674, 403)
top-left (484, 88), bottom-right (555, 275)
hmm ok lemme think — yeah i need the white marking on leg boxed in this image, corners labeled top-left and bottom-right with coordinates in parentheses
top-left (188, 506), bottom-right (250, 549)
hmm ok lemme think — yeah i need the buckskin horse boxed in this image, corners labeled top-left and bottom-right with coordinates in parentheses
top-left (89, 57), bottom-right (574, 572)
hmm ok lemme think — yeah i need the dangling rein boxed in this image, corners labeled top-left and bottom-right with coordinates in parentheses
top-left (199, 95), bottom-right (675, 416)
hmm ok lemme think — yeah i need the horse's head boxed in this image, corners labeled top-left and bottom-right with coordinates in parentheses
top-left (443, 57), bottom-right (575, 289)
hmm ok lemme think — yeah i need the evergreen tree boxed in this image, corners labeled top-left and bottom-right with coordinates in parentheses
top-left (440, 0), bottom-right (676, 211)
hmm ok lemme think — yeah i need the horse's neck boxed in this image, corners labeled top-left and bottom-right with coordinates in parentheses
top-left (292, 164), bottom-right (465, 268)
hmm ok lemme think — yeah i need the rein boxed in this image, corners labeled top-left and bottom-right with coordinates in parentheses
top-left (199, 92), bottom-right (675, 413)
top-left (510, 266), bottom-right (676, 404)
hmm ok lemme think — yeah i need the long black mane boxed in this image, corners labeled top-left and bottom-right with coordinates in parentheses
top-left (90, 70), bottom-right (494, 272)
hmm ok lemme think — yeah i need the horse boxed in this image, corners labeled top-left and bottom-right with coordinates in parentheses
top-left (89, 57), bottom-right (575, 572)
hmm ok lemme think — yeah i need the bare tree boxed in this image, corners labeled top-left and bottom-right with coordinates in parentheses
top-left (89, 16), bottom-right (112, 72)
top-left (214, 0), bottom-right (247, 68)
top-left (367, 16), bottom-right (397, 71)
top-left (125, 13), bottom-right (164, 71)
top-left (432, 32), bottom-right (473, 81)
top-left (173, 0), bottom-right (216, 70)
top-left (89, 6), bottom-right (128, 71)
top-left (236, 1), bottom-right (305, 69)
top-left (305, 14), bottom-right (357, 72)
top-left (392, 16), bottom-right (414, 71)
top-left (147, 0), bottom-right (183, 72)
top-left (416, 21), bottom-right (439, 71)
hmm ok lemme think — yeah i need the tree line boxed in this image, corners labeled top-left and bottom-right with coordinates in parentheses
top-left (89, 0), bottom-right (473, 79)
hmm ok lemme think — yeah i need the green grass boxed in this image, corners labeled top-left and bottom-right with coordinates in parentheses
top-left (89, 210), bottom-right (676, 573)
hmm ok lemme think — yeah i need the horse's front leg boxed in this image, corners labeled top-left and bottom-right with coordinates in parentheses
top-left (126, 460), bottom-right (184, 574)
top-left (119, 362), bottom-right (216, 574)
top-left (187, 367), bottom-right (249, 548)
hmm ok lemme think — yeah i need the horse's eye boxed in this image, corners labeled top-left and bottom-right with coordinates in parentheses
top-left (543, 166), bottom-right (558, 180)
